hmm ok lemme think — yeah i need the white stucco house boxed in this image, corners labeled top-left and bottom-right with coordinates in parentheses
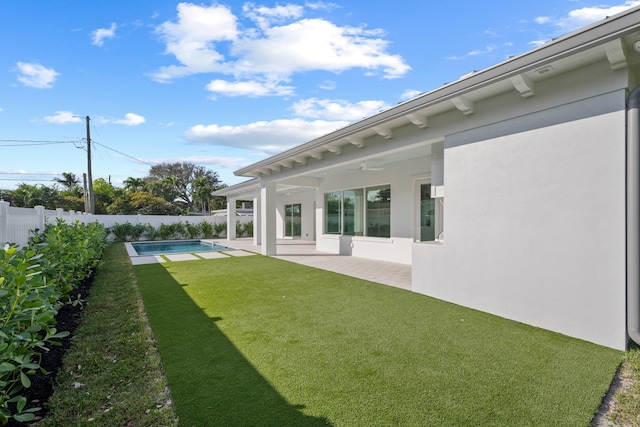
top-left (214, 6), bottom-right (640, 351)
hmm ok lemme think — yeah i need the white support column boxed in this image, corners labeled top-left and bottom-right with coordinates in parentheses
top-left (253, 195), bottom-right (261, 246)
top-left (260, 182), bottom-right (277, 255)
top-left (227, 198), bottom-right (236, 240)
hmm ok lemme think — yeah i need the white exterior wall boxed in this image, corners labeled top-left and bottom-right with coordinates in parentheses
top-left (276, 189), bottom-right (316, 241)
top-left (413, 105), bottom-right (627, 350)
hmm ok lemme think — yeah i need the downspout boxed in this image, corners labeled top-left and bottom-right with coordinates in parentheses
top-left (627, 84), bottom-right (640, 347)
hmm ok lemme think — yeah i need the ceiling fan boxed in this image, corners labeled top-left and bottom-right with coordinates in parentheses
top-left (349, 160), bottom-right (383, 171)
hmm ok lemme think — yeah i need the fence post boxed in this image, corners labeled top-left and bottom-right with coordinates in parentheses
top-left (56, 208), bottom-right (64, 218)
top-left (34, 206), bottom-right (45, 233)
top-left (0, 200), bottom-right (9, 245)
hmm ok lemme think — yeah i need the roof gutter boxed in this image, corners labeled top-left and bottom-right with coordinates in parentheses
top-left (627, 84), bottom-right (640, 347)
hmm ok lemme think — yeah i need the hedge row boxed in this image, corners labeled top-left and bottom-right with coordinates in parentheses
top-left (0, 220), bottom-right (107, 424)
top-left (109, 220), bottom-right (253, 242)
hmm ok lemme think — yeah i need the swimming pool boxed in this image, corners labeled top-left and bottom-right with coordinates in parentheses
top-left (128, 240), bottom-right (233, 256)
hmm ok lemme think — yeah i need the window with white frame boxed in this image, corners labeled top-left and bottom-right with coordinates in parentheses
top-left (324, 185), bottom-right (391, 237)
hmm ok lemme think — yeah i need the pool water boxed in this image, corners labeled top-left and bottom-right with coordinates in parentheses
top-left (131, 240), bottom-right (232, 256)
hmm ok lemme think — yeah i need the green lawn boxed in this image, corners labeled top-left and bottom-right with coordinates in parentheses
top-left (134, 255), bottom-right (622, 427)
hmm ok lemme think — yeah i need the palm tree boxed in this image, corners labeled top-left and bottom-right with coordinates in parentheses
top-left (192, 177), bottom-right (214, 214)
top-left (54, 172), bottom-right (80, 190)
top-left (123, 177), bottom-right (146, 193)
top-left (55, 172), bottom-right (83, 198)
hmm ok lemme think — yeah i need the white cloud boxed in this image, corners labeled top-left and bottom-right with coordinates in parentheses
top-left (529, 40), bottom-right (547, 48)
top-left (112, 113), bottom-right (146, 126)
top-left (185, 118), bottom-right (349, 153)
top-left (538, 1), bottom-right (640, 33)
top-left (144, 155), bottom-right (249, 170)
top-left (152, 3), bottom-right (409, 85)
top-left (16, 62), bottom-right (59, 89)
top-left (534, 16), bottom-right (550, 24)
top-left (242, 2), bottom-right (304, 30)
top-left (43, 111), bottom-right (82, 124)
top-left (232, 18), bottom-right (409, 79)
top-left (206, 78), bottom-right (295, 97)
top-left (468, 44), bottom-right (497, 57)
top-left (400, 89), bottom-right (423, 101)
top-left (291, 98), bottom-right (388, 120)
top-left (151, 3), bottom-right (238, 82)
top-left (92, 22), bottom-right (117, 46)
top-left (318, 80), bottom-right (336, 90)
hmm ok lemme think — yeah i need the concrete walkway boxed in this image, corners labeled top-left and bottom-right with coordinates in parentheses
top-left (223, 239), bottom-right (412, 291)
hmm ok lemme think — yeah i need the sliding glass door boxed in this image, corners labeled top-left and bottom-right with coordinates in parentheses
top-left (284, 203), bottom-right (302, 238)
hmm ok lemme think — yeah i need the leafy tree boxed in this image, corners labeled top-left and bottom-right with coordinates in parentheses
top-left (11, 183), bottom-right (37, 207)
top-left (92, 178), bottom-right (117, 214)
top-left (60, 195), bottom-right (84, 212)
top-left (147, 162), bottom-right (221, 211)
top-left (11, 183), bottom-right (62, 209)
top-left (107, 191), bottom-right (181, 215)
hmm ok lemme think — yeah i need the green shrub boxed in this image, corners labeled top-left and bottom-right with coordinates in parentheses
top-left (143, 224), bottom-right (158, 241)
top-left (185, 222), bottom-right (201, 239)
top-left (243, 220), bottom-right (253, 237)
top-left (156, 223), bottom-right (173, 240)
top-left (130, 223), bottom-right (146, 241)
top-left (110, 222), bottom-right (134, 242)
top-left (0, 220), bottom-right (107, 424)
top-left (236, 221), bottom-right (245, 237)
top-left (213, 222), bottom-right (226, 238)
top-left (200, 221), bottom-right (214, 238)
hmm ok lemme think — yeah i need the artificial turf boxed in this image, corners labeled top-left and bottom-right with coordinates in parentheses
top-left (134, 255), bottom-right (622, 426)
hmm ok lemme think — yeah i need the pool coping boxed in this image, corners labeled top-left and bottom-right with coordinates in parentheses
top-left (125, 239), bottom-right (257, 265)
top-left (125, 239), bottom-right (231, 257)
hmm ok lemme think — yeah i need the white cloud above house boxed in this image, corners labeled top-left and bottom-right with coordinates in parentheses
top-left (291, 98), bottom-right (388, 120)
top-left (206, 79), bottom-right (295, 98)
top-left (536, 1), bottom-right (640, 34)
top-left (42, 111), bottom-right (81, 124)
top-left (144, 155), bottom-right (250, 171)
top-left (151, 2), bottom-right (410, 90)
top-left (91, 22), bottom-right (117, 46)
top-left (184, 118), bottom-right (349, 153)
top-left (16, 62), bottom-right (59, 89)
top-left (400, 89), bottom-right (423, 101)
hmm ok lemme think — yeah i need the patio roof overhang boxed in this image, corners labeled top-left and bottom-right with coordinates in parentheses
top-left (220, 5), bottom-right (640, 193)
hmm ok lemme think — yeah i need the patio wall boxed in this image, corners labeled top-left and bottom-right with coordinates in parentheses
top-left (0, 200), bottom-right (253, 247)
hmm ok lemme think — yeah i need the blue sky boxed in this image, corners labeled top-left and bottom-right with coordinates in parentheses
top-left (1, 0), bottom-right (639, 191)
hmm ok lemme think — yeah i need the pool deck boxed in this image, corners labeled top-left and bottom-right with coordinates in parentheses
top-left (127, 238), bottom-right (411, 291)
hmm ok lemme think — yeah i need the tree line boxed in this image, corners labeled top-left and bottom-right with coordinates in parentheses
top-left (0, 162), bottom-right (230, 215)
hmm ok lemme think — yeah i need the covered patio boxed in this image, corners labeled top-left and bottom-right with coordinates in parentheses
top-left (223, 238), bottom-right (411, 291)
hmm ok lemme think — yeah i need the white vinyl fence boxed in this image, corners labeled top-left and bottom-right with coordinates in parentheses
top-left (0, 201), bottom-right (253, 247)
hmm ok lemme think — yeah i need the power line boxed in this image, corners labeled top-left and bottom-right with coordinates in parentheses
top-left (0, 140), bottom-right (82, 146)
top-left (92, 140), bottom-right (155, 167)
top-left (0, 172), bottom-right (66, 176)
top-left (0, 178), bottom-right (63, 182)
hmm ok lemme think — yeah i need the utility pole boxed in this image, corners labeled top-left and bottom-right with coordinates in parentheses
top-left (85, 116), bottom-right (95, 214)
top-left (82, 173), bottom-right (88, 212)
